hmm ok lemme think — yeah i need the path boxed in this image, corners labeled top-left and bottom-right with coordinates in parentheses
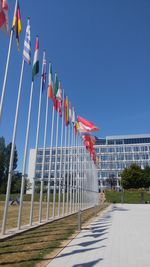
top-left (47, 204), bottom-right (150, 267)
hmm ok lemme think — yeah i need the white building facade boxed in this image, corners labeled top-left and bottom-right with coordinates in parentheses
top-left (28, 134), bottom-right (150, 191)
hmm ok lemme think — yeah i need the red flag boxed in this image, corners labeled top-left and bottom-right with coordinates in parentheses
top-left (77, 116), bottom-right (99, 132)
top-left (0, 0), bottom-right (9, 33)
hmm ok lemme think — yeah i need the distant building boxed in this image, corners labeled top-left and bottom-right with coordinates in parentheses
top-left (28, 134), bottom-right (150, 191)
top-left (96, 134), bottom-right (150, 188)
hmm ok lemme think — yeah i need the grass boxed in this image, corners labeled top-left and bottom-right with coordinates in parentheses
top-left (0, 193), bottom-right (77, 231)
top-left (0, 204), bottom-right (107, 267)
top-left (105, 190), bottom-right (150, 204)
top-left (0, 201), bottom-right (60, 231)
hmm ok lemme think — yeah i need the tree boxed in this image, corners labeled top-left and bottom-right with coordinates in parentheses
top-left (1, 142), bottom-right (18, 193)
top-left (5, 142), bottom-right (18, 177)
top-left (0, 137), bottom-right (6, 193)
top-left (121, 164), bottom-right (144, 189)
top-left (142, 166), bottom-right (150, 188)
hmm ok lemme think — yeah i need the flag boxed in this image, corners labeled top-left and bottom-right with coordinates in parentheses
top-left (56, 81), bottom-right (62, 100)
top-left (54, 82), bottom-right (62, 116)
top-left (23, 18), bottom-right (31, 64)
top-left (32, 36), bottom-right (39, 81)
top-left (77, 115), bottom-right (99, 132)
top-left (42, 52), bottom-right (46, 92)
top-left (82, 134), bottom-right (96, 152)
top-left (64, 95), bottom-right (69, 126)
top-left (53, 73), bottom-right (59, 97)
top-left (48, 63), bottom-right (53, 98)
top-left (12, 0), bottom-right (22, 48)
top-left (74, 121), bottom-right (79, 135)
top-left (69, 102), bottom-right (72, 123)
top-left (0, 0), bottom-right (9, 33)
top-left (82, 134), bottom-right (97, 164)
top-left (71, 107), bottom-right (76, 125)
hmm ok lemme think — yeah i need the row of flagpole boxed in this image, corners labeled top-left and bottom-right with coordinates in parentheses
top-left (0, 0), bottom-right (99, 235)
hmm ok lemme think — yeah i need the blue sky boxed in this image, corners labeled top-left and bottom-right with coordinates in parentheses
top-left (0, 0), bottom-right (150, 169)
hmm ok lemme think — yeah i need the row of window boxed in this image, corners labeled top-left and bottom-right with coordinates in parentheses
top-left (100, 154), bottom-right (149, 161)
top-left (96, 146), bottom-right (150, 153)
top-left (37, 148), bottom-right (85, 156)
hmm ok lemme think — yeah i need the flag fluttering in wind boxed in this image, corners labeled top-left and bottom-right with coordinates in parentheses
top-left (82, 134), bottom-right (98, 164)
top-left (23, 18), bottom-right (31, 64)
top-left (69, 102), bottom-right (72, 123)
top-left (32, 36), bottom-right (39, 81)
top-left (42, 53), bottom-right (46, 92)
top-left (12, 0), bottom-right (22, 48)
top-left (64, 95), bottom-right (69, 126)
top-left (71, 107), bottom-right (76, 125)
top-left (82, 134), bottom-right (96, 152)
top-left (77, 115), bottom-right (99, 132)
top-left (53, 73), bottom-right (59, 98)
top-left (54, 81), bottom-right (62, 116)
top-left (48, 63), bottom-right (53, 98)
top-left (0, 0), bottom-right (9, 33)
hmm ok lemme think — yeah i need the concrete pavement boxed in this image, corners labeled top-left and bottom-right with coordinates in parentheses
top-left (47, 204), bottom-right (150, 267)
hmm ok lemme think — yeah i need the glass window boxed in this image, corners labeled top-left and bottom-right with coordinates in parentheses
top-left (108, 147), bottom-right (115, 153)
top-left (125, 147), bottom-right (132, 152)
top-left (108, 140), bottom-right (114, 145)
top-left (116, 147), bottom-right (124, 152)
top-left (116, 139), bottom-right (123, 145)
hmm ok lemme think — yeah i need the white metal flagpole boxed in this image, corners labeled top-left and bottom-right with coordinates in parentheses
top-left (66, 123), bottom-right (71, 214)
top-left (69, 124), bottom-right (74, 213)
top-left (30, 51), bottom-right (46, 226)
top-left (75, 132), bottom-right (78, 211)
top-left (46, 106), bottom-right (55, 221)
top-left (72, 128), bottom-right (76, 212)
top-left (1, 58), bottom-right (25, 235)
top-left (57, 90), bottom-right (64, 217)
top-left (52, 108), bottom-right (59, 218)
top-left (17, 17), bottom-right (32, 230)
top-left (39, 85), bottom-right (49, 223)
top-left (62, 124), bottom-right (67, 216)
top-left (17, 81), bottom-right (34, 230)
top-left (0, 0), bottom-right (18, 123)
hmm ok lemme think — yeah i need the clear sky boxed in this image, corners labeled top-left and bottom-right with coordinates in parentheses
top-left (0, 0), bottom-right (150, 169)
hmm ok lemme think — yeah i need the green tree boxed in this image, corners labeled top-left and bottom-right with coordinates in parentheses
top-left (5, 142), bottom-right (18, 177)
top-left (142, 166), bottom-right (150, 188)
top-left (121, 164), bottom-right (144, 189)
top-left (0, 137), bottom-right (6, 193)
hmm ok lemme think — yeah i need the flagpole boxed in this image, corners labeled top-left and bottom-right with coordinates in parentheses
top-left (46, 106), bottom-right (55, 221)
top-left (81, 144), bottom-right (84, 210)
top-left (17, 81), bottom-right (34, 230)
top-left (0, 0), bottom-right (17, 123)
top-left (58, 90), bottom-right (64, 217)
top-left (75, 132), bottom-right (78, 212)
top-left (30, 51), bottom-right (45, 226)
top-left (62, 124), bottom-right (67, 216)
top-left (69, 124), bottom-right (73, 213)
top-left (39, 89), bottom-right (49, 223)
top-left (66, 123), bottom-right (71, 215)
top-left (1, 58), bottom-right (25, 235)
top-left (52, 109), bottom-right (59, 218)
top-left (72, 129), bottom-right (75, 212)
top-left (79, 137), bottom-right (82, 210)
top-left (77, 134), bottom-right (80, 211)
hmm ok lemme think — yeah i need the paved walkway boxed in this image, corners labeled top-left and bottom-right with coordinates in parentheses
top-left (47, 204), bottom-right (150, 267)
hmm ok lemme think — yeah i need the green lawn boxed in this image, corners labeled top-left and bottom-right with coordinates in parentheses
top-left (105, 190), bottom-right (150, 204)
top-left (0, 204), bottom-right (108, 267)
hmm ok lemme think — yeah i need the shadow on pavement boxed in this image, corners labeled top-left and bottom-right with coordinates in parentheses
top-left (72, 258), bottom-right (103, 266)
top-left (56, 246), bottom-right (101, 258)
